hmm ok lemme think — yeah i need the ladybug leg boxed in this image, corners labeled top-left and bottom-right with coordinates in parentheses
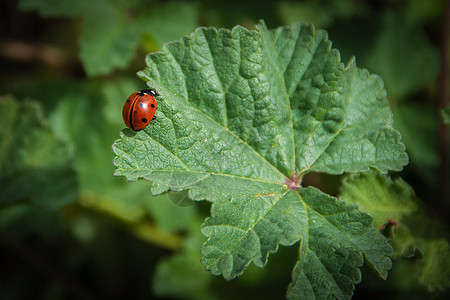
top-left (152, 116), bottom-right (157, 120)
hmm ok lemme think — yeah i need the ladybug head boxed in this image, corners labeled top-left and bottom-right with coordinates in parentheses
top-left (139, 88), bottom-right (159, 97)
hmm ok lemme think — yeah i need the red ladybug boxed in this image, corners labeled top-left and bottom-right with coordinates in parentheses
top-left (122, 89), bottom-right (159, 131)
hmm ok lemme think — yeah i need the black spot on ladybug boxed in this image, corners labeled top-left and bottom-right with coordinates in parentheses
top-left (126, 100), bottom-right (130, 103)
top-left (141, 118), bottom-right (148, 123)
top-left (151, 104), bottom-right (155, 108)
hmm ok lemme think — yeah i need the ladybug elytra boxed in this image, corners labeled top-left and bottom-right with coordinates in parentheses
top-left (122, 88), bottom-right (159, 131)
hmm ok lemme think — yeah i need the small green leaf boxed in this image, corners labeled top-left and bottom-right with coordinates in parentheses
top-left (415, 239), bottom-right (450, 291)
top-left (340, 171), bottom-right (450, 291)
top-left (114, 23), bottom-right (407, 298)
top-left (79, 9), bottom-right (142, 76)
top-left (0, 96), bottom-right (77, 210)
top-left (340, 171), bottom-right (418, 228)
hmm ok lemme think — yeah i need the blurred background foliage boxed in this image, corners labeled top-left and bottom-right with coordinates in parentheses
top-left (0, 0), bottom-right (448, 299)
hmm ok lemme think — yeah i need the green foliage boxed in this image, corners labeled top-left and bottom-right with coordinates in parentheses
top-left (362, 13), bottom-right (439, 100)
top-left (0, 204), bottom-right (64, 239)
top-left (401, 0), bottom-right (447, 23)
top-left (0, 80), bottom-right (199, 298)
top-left (5, 79), bottom-right (170, 239)
top-left (20, 0), bottom-right (198, 76)
top-left (393, 104), bottom-right (439, 183)
top-left (146, 191), bottom-right (197, 233)
top-left (443, 106), bottom-right (450, 125)
top-left (113, 22), bottom-right (408, 298)
top-left (0, 96), bottom-right (77, 210)
top-left (329, 11), bottom-right (439, 101)
top-left (328, 10), bottom-right (440, 188)
top-left (153, 216), bottom-right (216, 300)
top-left (2, 1), bottom-right (447, 299)
top-left (278, 0), bottom-right (368, 28)
top-left (340, 171), bottom-right (450, 291)
top-left (340, 171), bottom-right (417, 229)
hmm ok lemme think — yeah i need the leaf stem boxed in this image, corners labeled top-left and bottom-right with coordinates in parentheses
top-left (77, 195), bottom-right (183, 251)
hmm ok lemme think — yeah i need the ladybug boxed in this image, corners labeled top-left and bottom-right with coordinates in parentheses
top-left (122, 88), bottom-right (159, 131)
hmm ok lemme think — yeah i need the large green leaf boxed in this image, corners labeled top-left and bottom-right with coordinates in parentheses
top-left (0, 96), bottom-right (77, 210)
top-left (113, 23), bottom-right (407, 299)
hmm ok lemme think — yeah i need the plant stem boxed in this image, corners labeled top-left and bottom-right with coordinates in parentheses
top-left (77, 195), bottom-right (183, 251)
top-left (439, 0), bottom-right (450, 222)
